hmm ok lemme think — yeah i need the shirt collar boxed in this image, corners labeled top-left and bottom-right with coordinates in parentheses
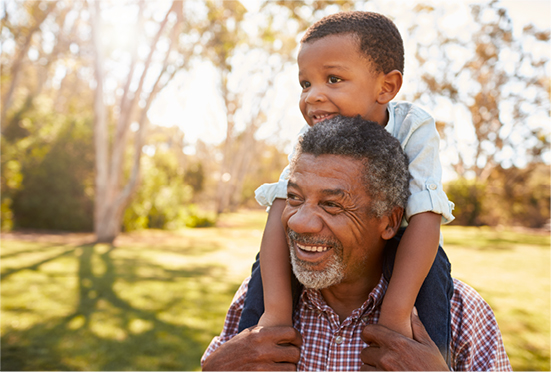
top-left (385, 101), bottom-right (396, 135)
top-left (300, 275), bottom-right (389, 321)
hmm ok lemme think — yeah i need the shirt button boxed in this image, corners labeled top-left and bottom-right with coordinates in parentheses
top-left (362, 316), bottom-right (369, 323)
top-left (335, 335), bottom-right (344, 345)
top-left (429, 183), bottom-right (437, 190)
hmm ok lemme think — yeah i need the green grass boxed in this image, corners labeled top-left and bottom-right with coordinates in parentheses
top-left (1, 211), bottom-right (549, 371)
top-left (442, 225), bottom-right (550, 371)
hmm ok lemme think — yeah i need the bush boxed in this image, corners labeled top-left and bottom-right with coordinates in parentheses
top-left (445, 164), bottom-right (550, 228)
top-left (123, 149), bottom-right (216, 231)
top-left (182, 205), bottom-right (216, 228)
top-left (11, 120), bottom-right (94, 231)
top-left (445, 178), bottom-right (486, 226)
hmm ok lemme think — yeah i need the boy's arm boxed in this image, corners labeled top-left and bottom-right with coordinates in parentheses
top-left (378, 211), bottom-right (441, 337)
top-left (258, 198), bottom-right (293, 326)
top-left (378, 105), bottom-right (449, 337)
top-left (254, 124), bottom-right (309, 327)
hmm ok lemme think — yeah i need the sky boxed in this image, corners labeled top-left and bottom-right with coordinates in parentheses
top-left (147, 0), bottom-right (551, 180)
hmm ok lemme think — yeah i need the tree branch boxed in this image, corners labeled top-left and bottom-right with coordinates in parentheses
top-left (113, 0), bottom-right (184, 211)
top-left (1, 1), bottom-right (56, 126)
top-left (108, 0), bottom-right (179, 194)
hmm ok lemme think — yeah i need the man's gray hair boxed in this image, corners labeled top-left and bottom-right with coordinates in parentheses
top-left (291, 115), bottom-right (411, 218)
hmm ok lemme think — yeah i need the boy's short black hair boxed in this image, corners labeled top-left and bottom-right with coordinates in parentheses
top-left (301, 11), bottom-right (404, 75)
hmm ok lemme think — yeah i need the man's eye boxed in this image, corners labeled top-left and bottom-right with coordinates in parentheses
top-left (328, 76), bottom-right (342, 84)
top-left (287, 193), bottom-right (302, 205)
top-left (300, 81), bottom-right (311, 89)
top-left (322, 201), bottom-right (342, 213)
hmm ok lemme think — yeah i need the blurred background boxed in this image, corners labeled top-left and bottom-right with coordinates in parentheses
top-left (1, 0), bottom-right (549, 370)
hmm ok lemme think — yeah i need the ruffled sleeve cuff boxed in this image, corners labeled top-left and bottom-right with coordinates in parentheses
top-left (254, 179), bottom-right (289, 210)
top-left (406, 179), bottom-right (455, 225)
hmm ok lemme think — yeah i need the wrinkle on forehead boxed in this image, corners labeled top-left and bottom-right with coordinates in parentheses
top-left (290, 154), bottom-right (364, 188)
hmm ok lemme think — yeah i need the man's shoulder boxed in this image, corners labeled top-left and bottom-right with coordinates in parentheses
top-left (450, 278), bottom-right (496, 327)
top-left (449, 278), bottom-right (512, 371)
top-left (451, 278), bottom-right (492, 313)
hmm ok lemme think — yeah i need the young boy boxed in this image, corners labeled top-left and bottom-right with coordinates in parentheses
top-left (239, 11), bottom-right (455, 362)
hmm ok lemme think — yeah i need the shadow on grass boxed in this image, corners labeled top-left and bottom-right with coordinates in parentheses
top-left (504, 310), bottom-right (551, 371)
top-left (1, 241), bottom-right (233, 371)
top-left (0, 243), bottom-right (78, 259)
top-left (1, 248), bottom-right (76, 280)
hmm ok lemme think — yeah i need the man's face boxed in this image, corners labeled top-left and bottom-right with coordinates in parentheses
top-left (282, 153), bottom-right (389, 290)
top-left (297, 34), bottom-right (386, 127)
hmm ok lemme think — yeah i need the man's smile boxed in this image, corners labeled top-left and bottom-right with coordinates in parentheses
top-left (287, 229), bottom-right (341, 266)
top-left (292, 239), bottom-right (334, 263)
top-left (296, 242), bottom-right (331, 253)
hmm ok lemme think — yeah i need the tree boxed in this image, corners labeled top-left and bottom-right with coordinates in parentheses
top-left (1, 0), bottom-right (90, 230)
top-left (90, 0), bottom-right (196, 242)
top-left (1, 1), bottom-right (56, 126)
top-left (403, 1), bottom-right (549, 227)
top-left (408, 1), bottom-right (550, 181)
top-left (203, 0), bottom-right (355, 214)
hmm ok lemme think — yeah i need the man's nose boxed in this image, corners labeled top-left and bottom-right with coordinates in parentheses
top-left (287, 205), bottom-right (324, 234)
top-left (304, 85), bottom-right (327, 104)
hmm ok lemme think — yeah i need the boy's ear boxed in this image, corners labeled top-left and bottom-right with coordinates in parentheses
top-left (380, 206), bottom-right (404, 240)
top-left (377, 70), bottom-right (402, 104)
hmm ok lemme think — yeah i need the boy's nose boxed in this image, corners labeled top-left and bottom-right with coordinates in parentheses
top-left (287, 205), bottom-right (324, 234)
top-left (304, 85), bottom-right (327, 104)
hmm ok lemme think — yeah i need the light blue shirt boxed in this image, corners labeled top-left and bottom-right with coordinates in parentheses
top-left (255, 101), bottom-right (455, 241)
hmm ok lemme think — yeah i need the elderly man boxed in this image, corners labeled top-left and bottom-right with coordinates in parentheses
top-left (202, 116), bottom-right (511, 371)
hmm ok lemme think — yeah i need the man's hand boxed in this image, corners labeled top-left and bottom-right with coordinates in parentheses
top-left (202, 325), bottom-right (302, 371)
top-left (360, 308), bottom-right (449, 371)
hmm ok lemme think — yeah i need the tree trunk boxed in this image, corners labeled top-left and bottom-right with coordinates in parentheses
top-left (91, 0), bottom-right (114, 243)
top-left (90, 0), bottom-right (183, 243)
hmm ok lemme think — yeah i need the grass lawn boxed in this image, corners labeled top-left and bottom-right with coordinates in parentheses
top-left (1, 210), bottom-right (549, 371)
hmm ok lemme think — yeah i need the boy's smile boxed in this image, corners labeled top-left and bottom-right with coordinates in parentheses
top-left (297, 34), bottom-right (390, 127)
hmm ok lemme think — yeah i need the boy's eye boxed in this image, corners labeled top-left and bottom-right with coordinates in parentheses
top-left (300, 81), bottom-right (311, 89)
top-left (328, 76), bottom-right (342, 84)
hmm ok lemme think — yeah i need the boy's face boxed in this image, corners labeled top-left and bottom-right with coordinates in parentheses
top-left (298, 34), bottom-right (387, 127)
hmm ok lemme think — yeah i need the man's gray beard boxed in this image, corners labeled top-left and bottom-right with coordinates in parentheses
top-left (288, 230), bottom-right (345, 290)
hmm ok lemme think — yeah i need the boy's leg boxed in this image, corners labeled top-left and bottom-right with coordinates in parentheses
top-left (414, 246), bottom-right (453, 364)
top-left (238, 253), bottom-right (264, 332)
top-left (383, 230), bottom-right (453, 365)
top-left (238, 253), bottom-right (303, 332)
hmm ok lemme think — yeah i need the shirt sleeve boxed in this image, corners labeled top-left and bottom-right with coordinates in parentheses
top-left (201, 278), bottom-right (249, 366)
top-left (450, 279), bottom-right (512, 371)
top-left (254, 124), bottom-right (311, 209)
top-left (398, 112), bottom-right (455, 224)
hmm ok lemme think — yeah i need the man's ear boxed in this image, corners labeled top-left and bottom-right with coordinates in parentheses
top-left (377, 70), bottom-right (402, 105)
top-left (381, 206), bottom-right (404, 240)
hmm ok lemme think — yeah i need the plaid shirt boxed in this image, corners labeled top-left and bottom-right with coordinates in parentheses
top-left (202, 277), bottom-right (512, 371)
